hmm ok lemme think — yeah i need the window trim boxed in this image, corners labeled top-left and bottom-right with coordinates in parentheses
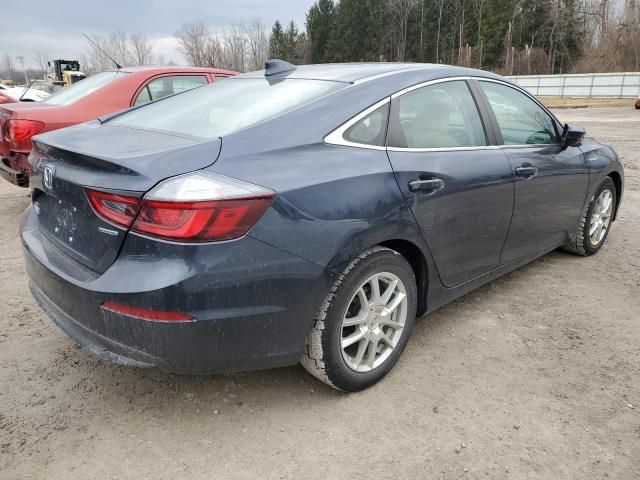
top-left (324, 75), bottom-right (563, 152)
top-left (324, 97), bottom-right (390, 151)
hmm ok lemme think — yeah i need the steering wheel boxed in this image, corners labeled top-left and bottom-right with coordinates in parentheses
top-left (525, 130), bottom-right (552, 145)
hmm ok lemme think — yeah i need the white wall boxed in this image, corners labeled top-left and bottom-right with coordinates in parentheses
top-left (506, 72), bottom-right (640, 98)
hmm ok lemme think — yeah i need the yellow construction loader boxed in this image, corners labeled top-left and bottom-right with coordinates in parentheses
top-left (47, 60), bottom-right (87, 87)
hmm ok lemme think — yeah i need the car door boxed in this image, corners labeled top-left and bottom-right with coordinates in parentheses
top-left (476, 80), bottom-right (589, 263)
top-left (386, 79), bottom-right (515, 287)
top-left (132, 74), bottom-right (209, 106)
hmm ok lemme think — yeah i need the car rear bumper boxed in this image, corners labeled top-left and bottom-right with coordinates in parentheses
top-left (29, 282), bottom-right (162, 368)
top-left (21, 206), bottom-right (333, 374)
top-left (0, 155), bottom-right (28, 187)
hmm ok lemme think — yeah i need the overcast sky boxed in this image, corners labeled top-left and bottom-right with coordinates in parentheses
top-left (2, 0), bottom-right (317, 68)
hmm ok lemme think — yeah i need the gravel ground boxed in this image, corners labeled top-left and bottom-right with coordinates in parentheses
top-left (1, 106), bottom-right (639, 479)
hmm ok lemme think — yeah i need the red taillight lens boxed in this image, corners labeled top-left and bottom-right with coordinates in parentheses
top-left (6, 119), bottom-right (45, 142)
top-left (101, 301), bottom-right (193, 322)
top-left (132, 197), bottom-right (272, 242)
top-left (86, 189), bottom-right (141, 228)
top-left (85, 172), bottom-right (275, 242)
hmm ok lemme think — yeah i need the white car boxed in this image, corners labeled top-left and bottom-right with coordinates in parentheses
top-left (0, 83), bottom-right (50, 102)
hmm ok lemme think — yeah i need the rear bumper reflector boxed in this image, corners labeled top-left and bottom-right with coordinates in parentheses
top-left (101, 301), bottom-right (194, 323)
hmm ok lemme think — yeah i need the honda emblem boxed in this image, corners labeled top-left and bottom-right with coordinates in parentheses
top-left (43, 165), bottom-right (54, 189)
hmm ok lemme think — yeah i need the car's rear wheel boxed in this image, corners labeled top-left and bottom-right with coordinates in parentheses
top-left (564, 177), bottom-right (616, 256)
top-left (301, 246), bottom-right (417, 391)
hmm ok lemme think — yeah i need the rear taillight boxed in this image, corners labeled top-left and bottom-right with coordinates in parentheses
top-left (5, 119), bottom-right (45, 142)
top-left (86, 172), bottom-right (275, 242)
top-left (86, 189), bottom-right (141, 228)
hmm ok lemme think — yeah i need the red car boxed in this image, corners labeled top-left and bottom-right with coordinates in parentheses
top-left (635, 95), bottom-right (640, 110)
top-left (0, 92), bottom-right (14, 105)
top-left (0, 66), bottom-right (236, 186)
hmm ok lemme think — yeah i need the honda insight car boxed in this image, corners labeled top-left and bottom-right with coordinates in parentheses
top-left (21, 61), bottom-right (624, 391)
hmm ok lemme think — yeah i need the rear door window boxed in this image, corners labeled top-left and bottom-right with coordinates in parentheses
top-left (389, 80), bottom-right (487, 149)
top-left (134, 75), bottom-right (208, 106)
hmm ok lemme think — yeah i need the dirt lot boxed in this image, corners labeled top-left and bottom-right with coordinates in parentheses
top-left (538, 97), bottom-right (633, 109)
top-left (1, 106), bottom-right (639, 479)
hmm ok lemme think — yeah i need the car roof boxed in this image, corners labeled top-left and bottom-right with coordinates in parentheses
top-left (113, 66), bottom-right (237, 76)
top-left (237, 62), bottom-right (505, 83)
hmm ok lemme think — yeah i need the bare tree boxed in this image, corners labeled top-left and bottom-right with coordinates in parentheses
top-left (547, 0), bottom-right (561, 73)
top-left (434, 0), bottom-right (447, 62)
top-left (108, 31), bottom-right (132, 66)
top-left (130, 33), bottom-right (154, 66)
top-left (389, 0), bottom-right (418, 61)
top-left (243, 18), bottom-right (268, 71)
top-left (471, 0), bottom-right (487, 68)
top-left (456, 0), bottom-right (466, 65)
top-left (176, 22), bottom-right (211, 67)
top-left (575, 0), bottom-right (640, 72)
top-left (221, 23), bottom-right (247, 72)
top-left (33, 51), bottom-right (49, 76)
top-left (2, 54), bottom-right (15, 81)
top-left (84, 34), bottom-right (118, 72)
top-left (200, 36), bottom-right (223, 68)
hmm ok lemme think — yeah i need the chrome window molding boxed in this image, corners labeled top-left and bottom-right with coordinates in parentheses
top-left (387, 145), bottom-right (500, 153)
top-left (324, 74), bottom-right (563, 152)
top-left (499, 143), bottom-right (561, 149)
top-left (324, 97), bottom-right (390, 150)
top-left (390, 76), bottom-right (475, 99)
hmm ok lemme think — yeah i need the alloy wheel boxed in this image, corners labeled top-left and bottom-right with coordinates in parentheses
top-left (340, 272), bottom-right (408, 372)
top-left (590, 189), bottom-right (613, 246)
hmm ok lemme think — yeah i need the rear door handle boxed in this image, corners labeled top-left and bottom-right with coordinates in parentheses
top-left (515, 165), bottom-right (538, 178)
top-left (408, 178), bottom-right (445, 193)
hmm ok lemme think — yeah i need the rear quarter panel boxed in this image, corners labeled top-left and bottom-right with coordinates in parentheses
top-left (212, 143), bottom-right (430, 272)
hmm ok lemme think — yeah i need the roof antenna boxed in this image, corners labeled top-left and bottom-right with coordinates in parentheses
top-left (19, 78), bottom-right (36, 101)
top-left (264, 59), bottom-right (296, 77)
top-left (83, 33), bottom-right (122, 69)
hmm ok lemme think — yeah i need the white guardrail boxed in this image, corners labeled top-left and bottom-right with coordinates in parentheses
top-left (506, 72), bottom-right (640, 98)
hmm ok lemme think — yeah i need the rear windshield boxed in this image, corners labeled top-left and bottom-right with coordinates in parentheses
top-left (110, 78), bottom-right (346, 139)
top-left (42, 71), bottom-right (128, 106)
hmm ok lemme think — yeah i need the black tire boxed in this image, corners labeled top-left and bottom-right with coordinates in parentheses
top-left (301, 246), bottom-right (417, 392)
top-left (563, 177), bottom-right (616, 256)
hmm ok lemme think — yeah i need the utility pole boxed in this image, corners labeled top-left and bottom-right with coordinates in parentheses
top-left (16, 55), bottom-right (28, 84)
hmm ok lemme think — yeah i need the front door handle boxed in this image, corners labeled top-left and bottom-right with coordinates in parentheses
top-left (408, 178), bottom-right (445, 193)
top-left (515, 165), bottom-right (538, 178)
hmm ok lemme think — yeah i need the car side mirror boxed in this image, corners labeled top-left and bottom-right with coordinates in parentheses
top-left (561, 123), bottom-right (585, 149)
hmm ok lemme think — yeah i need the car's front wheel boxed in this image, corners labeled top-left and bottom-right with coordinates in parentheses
top-left (301, 246), bottom-right (417, 391)
top-left (564, 177), bottom-right (617, 256)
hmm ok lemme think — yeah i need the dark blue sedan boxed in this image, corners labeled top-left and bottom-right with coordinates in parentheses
top-left (21, 61), bottom-right (624, 391)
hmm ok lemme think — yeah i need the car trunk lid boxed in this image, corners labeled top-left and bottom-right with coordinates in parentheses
top-left (29, 123), bottom-right (221, 274)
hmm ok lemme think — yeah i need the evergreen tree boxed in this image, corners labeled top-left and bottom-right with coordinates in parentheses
top-left (269, 20), bottom-right (286, 59)
top-left (328, 0), bottom-right (385, 62)
top-left (301, 0), bottom-right (589, 74)
top-left (284, 21), bottom-right (299, 63)
top-left (306, 0), bottom-right (335, 63)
